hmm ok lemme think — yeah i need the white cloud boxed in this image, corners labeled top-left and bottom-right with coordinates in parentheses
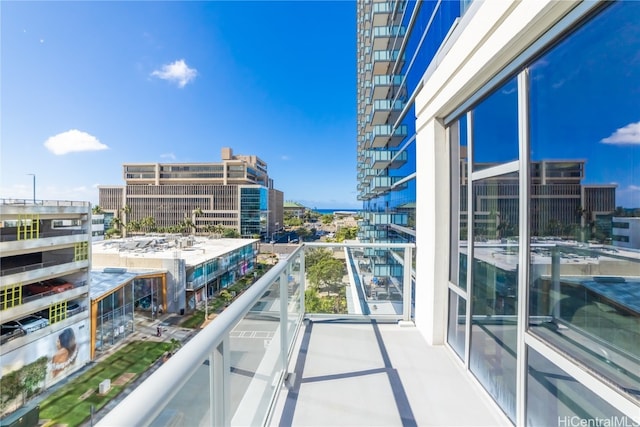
top-left (160, 153), bottom-right (176, 160)
top-left (151, 59), bottom-right (197, 88)
top-left (44, 129), bottom-right (109, 155)
top-left (281, 155), bottom-right (290, 161)
top-left (601, 121), bottom-right (640, 145)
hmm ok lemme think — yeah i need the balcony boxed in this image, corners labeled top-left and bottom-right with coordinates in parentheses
top-left (372, 50), bottom-right (404, 75)
top-left (369, 99), bottom-right (403, 126)
top-left (370, 176), bottom-right (406, 193)
top-left (372, 74), bottom-right (404, 100)
top-left (371, 2), bottom-right (393, 26)
top-left (367, 149), bottom-right (408, 169)
top-left (98, 243), bottom-right (508, 427)
top-left (371, 25), bottom-right (406, 50)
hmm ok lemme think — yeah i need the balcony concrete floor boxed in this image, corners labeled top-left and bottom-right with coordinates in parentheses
top-left (271, 318), bottom-right (511, 427)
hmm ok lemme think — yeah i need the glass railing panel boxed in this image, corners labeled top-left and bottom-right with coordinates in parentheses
top-left (305, 243), bottom-right (414, 321)
top-left (229, 278), bottom-right (283, 426)
top-left (286, 251), bottom-right (303, 350)
top-left (148, 355), bottom-right (213, 427)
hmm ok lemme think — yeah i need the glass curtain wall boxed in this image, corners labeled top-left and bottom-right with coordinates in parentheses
top-left (95, 276), bottom-right (162, 352)
top-left (447, 1), bottom-right (639, 423)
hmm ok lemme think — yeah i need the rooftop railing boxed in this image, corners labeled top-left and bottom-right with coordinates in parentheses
top-left (97, 242), bottom-right (415, 427)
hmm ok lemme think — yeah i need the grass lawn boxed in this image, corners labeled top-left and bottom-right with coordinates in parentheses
top-left (39, 340), bottom-right (171, 427)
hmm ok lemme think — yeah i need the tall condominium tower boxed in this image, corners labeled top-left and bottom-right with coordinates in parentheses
top-left (359, 1), bottom-right (638, 425)
top-left (98, 147), bottom-right (283, 239)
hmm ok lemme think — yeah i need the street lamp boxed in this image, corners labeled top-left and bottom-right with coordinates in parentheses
top-left (26, 174), bottom-right (36, 204)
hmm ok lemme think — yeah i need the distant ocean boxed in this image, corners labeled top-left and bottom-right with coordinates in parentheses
top-left (313, 208), bottom-right (360, 215)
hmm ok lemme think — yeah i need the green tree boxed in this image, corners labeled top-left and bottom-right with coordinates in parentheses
top-left (22, 357), bottom-right (47, 398)
top-left (284, 217), bottom-right (303, 227)
top-left (321, 214), bottom-right (334, 225)
top-left (307, 257), bottom-right (345, 295)
top-left (295, 227), bottom-right (311, 241)
top-left (305, 248), bottom-right (334, 269)
top-left (222, 227), bottom-right (240, 238)
top-left (0, 370), bottom-right (21, 413)
top-left (126, 219), bottom-right (141, 233)
top-left (91, 205), bottom-right (103, 214)
top-left (141, 216), bottom-right (157, 232)
top-left (111, 217), bottom-right (123, 233)
top-left (305, 287), bottom-right (346, 314)
top-left (334, 226), bottom-right (358, 242)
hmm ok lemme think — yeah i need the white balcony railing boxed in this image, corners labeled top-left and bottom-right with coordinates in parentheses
top-left (97, 242), bottom-right (415, 427)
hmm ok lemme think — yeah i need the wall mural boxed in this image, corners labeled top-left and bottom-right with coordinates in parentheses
top-left (0, 320), bottom-right (90, 416)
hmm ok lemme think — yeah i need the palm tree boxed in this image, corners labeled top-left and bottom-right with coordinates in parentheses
top-left (192, 208), bottom-right (203, 234)
top-left (111, 217), bottom-right (123, 234)
top-left (182, 217), bottom-right (195, 235)
top-left (92, 205), bottom-right (103, 215)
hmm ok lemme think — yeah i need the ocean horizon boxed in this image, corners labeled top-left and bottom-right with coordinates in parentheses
top-left (313, 208), bottom-right (360, 215)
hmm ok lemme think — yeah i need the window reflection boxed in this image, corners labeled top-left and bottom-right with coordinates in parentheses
top-left (527, 1), bottom-right (640, 402)
top-left (527, 347), bottom-right (629, 427)
top-left (447, 290), bottom-right (466, 360)
top-left (472, 77), bottom-right (518, 169)
top-left (470, 173), bottom-right (519, 423)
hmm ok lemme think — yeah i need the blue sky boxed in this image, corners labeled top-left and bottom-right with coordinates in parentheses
top-left (1, 1), bottom-right (358, 209)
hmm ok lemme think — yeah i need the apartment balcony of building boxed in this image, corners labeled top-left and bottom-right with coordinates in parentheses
top-left (363, 79), bottom-right (371, 99)
top-left (357, 190), bottom-right (374, 201)
top-left (368, 228), bottom-right (389, 240)
top-left (368, 149), bottom-right (408, 170)
top-left (361, 168), bottom-right (377, 183)
top-left (371, 1), bottom-right (393, 26)
top-left (364, 99), bottom-right (373, 119)
top-left (371, 176), bottom-right (401, 194)
top-left (372, 74), bottom-right (403, 100)
top-left (98, 242), bottom-right (508, 427)
top-left (369, 212), bottom-right (409, 227)
top-left (369, 99), bottom-right (404, 128)
top-left (371, 25), bottom-right (406, 50)
top-left (372, 49), bottom-right (404, 75)
top-left (363, 64), bottom-right (372, 82)
top-left (364, 45), bottom-right (372, 65)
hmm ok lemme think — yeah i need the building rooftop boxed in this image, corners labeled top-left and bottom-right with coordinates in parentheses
top-left (90, 268), bottom-right (165, 300)
top-left (91, 235), bottom-right (258, 266)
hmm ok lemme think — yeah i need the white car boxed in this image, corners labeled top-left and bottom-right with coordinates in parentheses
top-left (14, 315), bottom-right (49, 333)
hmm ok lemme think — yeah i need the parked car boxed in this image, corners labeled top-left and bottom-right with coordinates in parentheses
top-left (16, 315), bottom-right (49, 333)
top-left (0, 322), bottom-right (26, 344)
top-left (36, 301), bottom-right (83, 319)
top-left (2, 316), bottom-right (49, 336)
top-left (25, 279), bottom-right (74, 296)
top-left (67, 301), bottom-right (82, 316)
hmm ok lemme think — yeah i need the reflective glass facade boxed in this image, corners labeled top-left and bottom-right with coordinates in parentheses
top-left (442, 1), bottom-right (639, 423)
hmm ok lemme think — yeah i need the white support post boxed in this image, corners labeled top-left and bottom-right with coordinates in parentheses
top-left (402, 246), bottom-right (413, 322)
top-left (213, 336), bottom-right (230, 426)
top-left (280, 271), bottom-right (289, 373)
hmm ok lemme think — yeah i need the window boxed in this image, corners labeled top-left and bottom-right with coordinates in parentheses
top-left (0, 285), bottom-right (22, 310)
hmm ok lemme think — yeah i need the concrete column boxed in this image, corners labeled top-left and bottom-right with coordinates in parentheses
top-left (415, 117), bottom-right (450, 345)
